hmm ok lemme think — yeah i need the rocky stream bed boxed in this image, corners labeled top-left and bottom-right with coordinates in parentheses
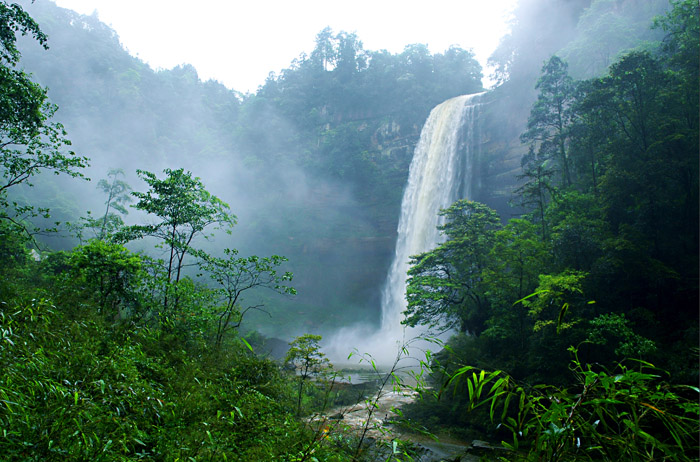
top-left (309, 380), bottom-right (508, 461)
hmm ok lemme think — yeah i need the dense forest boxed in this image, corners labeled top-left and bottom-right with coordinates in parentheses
top-left (0, 0), bottom-right (698, 460)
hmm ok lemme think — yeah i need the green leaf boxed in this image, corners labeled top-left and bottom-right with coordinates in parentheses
top-left (241, 337), bottom-right (254, 352)
top-left (556, 302), bottom-right (569, 334)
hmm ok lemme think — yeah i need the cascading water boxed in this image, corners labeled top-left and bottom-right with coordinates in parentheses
top-left (326, 92), bottom-right (483, 364)
top-left (379, 92), bottom-right (483, 343)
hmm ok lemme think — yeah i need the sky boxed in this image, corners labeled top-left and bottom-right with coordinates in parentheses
top-left (51, 0), bottom-right (517, 94)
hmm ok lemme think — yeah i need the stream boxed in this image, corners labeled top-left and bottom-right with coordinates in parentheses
top-left (310, 375), bottom-right (477, 462)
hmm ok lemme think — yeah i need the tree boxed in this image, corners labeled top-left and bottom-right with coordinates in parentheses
top-left (547, 191), bottom-right (607, 272)
top-left (588, 52), bottom-right (681, 256)
top-left (404, 200), bottom-right (501, 335)
top-left (0, 1), bottom-right (51, 64)
top-left (521, 56), bottom-right (577, 188)
top-left (433, 45), bottom-right (483, 101)
top-left (560, 0), bottom-right (651, 77)
top-left (654, 0), bottom-right (700, 81)
top-left (69, 168), bottom-right (133, 242)
top-left (64, 239), bottom-right (142, 318)
top-left (576, 49), bottom-right (698, 340)
top-left (284, 334), bottom-right (331, 415)
top-left (515, 145), bottom-right (556, 240)
top-left (566, 79), bottom-right (614, 195)
top-left (481, 219), bottom-right (548, 359)
top-left (118, 168), bottom-right (235, 315)
top-left (310, 27), bottom-right (335, 71)
top-left (0, 1), bottom-right (88, 236)
top-left (334, 31), bottom-right (366, 83)
top-left (199, 248), bottom-right (295, 348)
top-left (97, 168), bottom-right (131, 239)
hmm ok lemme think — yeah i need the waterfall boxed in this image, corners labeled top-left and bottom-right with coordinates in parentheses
top-left (379, 92), bottom-right (483, 338)
top-left (325, 93), bottom-right (482, 364)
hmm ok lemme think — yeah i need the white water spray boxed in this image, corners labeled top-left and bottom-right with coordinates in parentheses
top-left (326, 93), bottom-right (483, 364)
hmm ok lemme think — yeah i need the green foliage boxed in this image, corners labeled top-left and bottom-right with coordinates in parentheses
top-left (262, 28), bottom-right (482, 130)
top-left (560, 0), bottom-right (669, 78)
top-left (0, 1), bottom-right (47, 65)
top-left (0, 293), bottom-right (346, 461)
top-left (126, 168), bottom-right (235, 250)
top-left (586, 313), bottom-right (656, 359)
top-left (520, 270), bottom-right (588, 333)
top-left (480, 220), bottom-right (548, 365)
top-left (484, 219), bottom-right (548, 307)
top-left (653, 0), bottom-right (700, 74)
top-left (1, 298), bottom-right (160, 460)
top-left (0, 1), bottom-right (88, 237)
top-left (62, 239), bottom-right (142, 317)
top-left (0, 220), bottom-right (32, 298)
top-left (285, 334), bottom-right (332, 416)
top-left (95, 168), bottom-right (131, 239)
top-left (0, 87), bottom-right (88, 237)
top-left (449, 348), bottom-right (700, 461)
top-left (404, 200), bottom-right (501, 334)
top-left (198, 248), bottom-right (296, 347)
top-left (117, 168), bottom-right (235, 316)
top-left (521, 56), bottom-right (577, 188)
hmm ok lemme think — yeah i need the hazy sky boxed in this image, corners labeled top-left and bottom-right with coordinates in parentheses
top-left (51, 0), bottom-right (517, 93)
